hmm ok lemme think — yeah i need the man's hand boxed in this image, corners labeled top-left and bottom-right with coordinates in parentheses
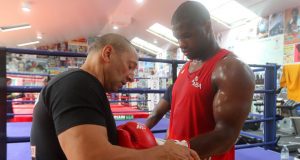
top-left (160, 140), bottom-right (200, 160)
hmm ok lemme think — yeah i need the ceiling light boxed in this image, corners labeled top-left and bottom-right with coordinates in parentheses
top-left (194, 0), bottom-right (259, 28)
top-left (0, 24), bottom-right (31, 32)
top-left (147, 23), bottom-right (178, 46)
top-left (17, 41), bottom-right (40, 47)
top-left (22, 2), bottom-right (31, 12)
top-left (37, 33), bottom-right (42, 39)
top-left (136, 0), bottom-right (143, 4)
top-left (193, 0), bottom-right (229, 11)
top-left (153, 40), bottom-right (158, 44)
top-left (113, 25), bottom-right (119, 30)
top-left (131, 37), bottom-right (163, 55)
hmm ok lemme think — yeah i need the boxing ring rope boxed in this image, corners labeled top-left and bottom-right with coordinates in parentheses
top-left (0, 47), bottom-right (279, 160)
top-left (252, 68), bottom-right (266, 72)
top-left (7, 100), bottom-right (149, 104)
top-left (236, 141), bottom-right (278, 150)
top-left (7, 71), bottom-right (154, 81)
top-left (7, 100), bottom-right (37, 103)
top-left (4, 48), bottom-right (87, 57)
top-left (7, 71), bottom-right (50, 77)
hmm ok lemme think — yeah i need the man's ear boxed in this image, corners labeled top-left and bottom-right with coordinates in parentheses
top-left (101, 45), bottom-right (113, 62)
top-left (204, 21), bottom-right (212, 32)
top-left (202, 21), bottom-right (213, 38)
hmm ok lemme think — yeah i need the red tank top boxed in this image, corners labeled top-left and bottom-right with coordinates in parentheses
top-left (168, 49), bottom-right (234, 160)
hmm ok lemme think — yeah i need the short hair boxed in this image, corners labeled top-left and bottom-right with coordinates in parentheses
top-left (88, 33), bottom-right (134, 54)
top-left (171, 1), bottom-right (210, 25)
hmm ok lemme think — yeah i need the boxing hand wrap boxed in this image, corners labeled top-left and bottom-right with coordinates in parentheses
top-left (155, 138), bottom-right (190, 148)
top-left (174, 140), bottom-right (190, 148)
top-left (167, 138), bottom-right (190, 148)
top-left (117, 122), bottom-right (157, 149)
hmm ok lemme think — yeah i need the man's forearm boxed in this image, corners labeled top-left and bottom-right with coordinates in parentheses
top-left (145, 115), bottom-right (163, 129)
top-left (190, 129), bottom-right (237, 158)
top-left (145, 99), bottom-right (170, 129)
top-left (107, 145), bottom-right (167, 160)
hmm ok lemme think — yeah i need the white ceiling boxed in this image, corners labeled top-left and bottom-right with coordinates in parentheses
top-left (0, 0), bottom-right (299, 50)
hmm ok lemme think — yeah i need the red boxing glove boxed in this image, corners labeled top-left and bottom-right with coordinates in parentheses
top-left (117, 121), bottom-right (157, 149)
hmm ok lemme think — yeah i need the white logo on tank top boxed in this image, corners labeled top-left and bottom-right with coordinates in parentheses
top-left (136, 123), bottom-right (146, 130)
top-left (192, 76), bottom-right (201, 89)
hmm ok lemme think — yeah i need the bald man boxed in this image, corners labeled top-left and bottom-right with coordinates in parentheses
top-left (30, 33), bottom-right (199, 160)
top-left (166, 1), bottom-right (255, 160)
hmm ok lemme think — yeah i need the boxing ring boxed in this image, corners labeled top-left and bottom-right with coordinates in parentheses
top-left (0, 47), bottom-right (289, 160)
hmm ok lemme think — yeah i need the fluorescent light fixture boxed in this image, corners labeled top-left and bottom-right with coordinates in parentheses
top-left (113, 25), bottom-right (119, 30)
top-left (194, 0), bottom-right (259, 28)
top-left (193, 0), bottom-right (230, 11)
top-left (131, 37), bottom-right (163, 55)
top-left (147, 23), bottom-right (178, 46)
top-left (0, 24), bottom-right (31, 32)
top-left (17, 41), bottom-right (40, 47)
top-left (136, 0), bottom-right (143, 4)
top-left (37, 33), bottom-right (42, 39)
top-left (22, 2), bottom-right (31, 12)
top-left (22, 7), bottom-right (31, 12)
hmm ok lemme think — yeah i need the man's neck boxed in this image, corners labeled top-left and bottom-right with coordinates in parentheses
top-left (81, 61), bottom-right (105, 86)
top-left (195, 42), bottom-right (220, 61)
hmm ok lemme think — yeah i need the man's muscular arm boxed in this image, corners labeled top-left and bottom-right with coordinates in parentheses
top-left (189, 56), bottom-right (255, 158)
top-left (58, 124), bottom-right (200, 160)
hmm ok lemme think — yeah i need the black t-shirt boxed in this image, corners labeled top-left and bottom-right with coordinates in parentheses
top-left (30, 69), bottom-right (117, 160)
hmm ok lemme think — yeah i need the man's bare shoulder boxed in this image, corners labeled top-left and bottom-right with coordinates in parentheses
top-left (212, 53), bottom-right (254, 84)
top-left (216, 53), bottom-right (252, 73)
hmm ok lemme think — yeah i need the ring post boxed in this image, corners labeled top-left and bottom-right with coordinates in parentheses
top-left (0, 47), bottom-right (7, 160)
